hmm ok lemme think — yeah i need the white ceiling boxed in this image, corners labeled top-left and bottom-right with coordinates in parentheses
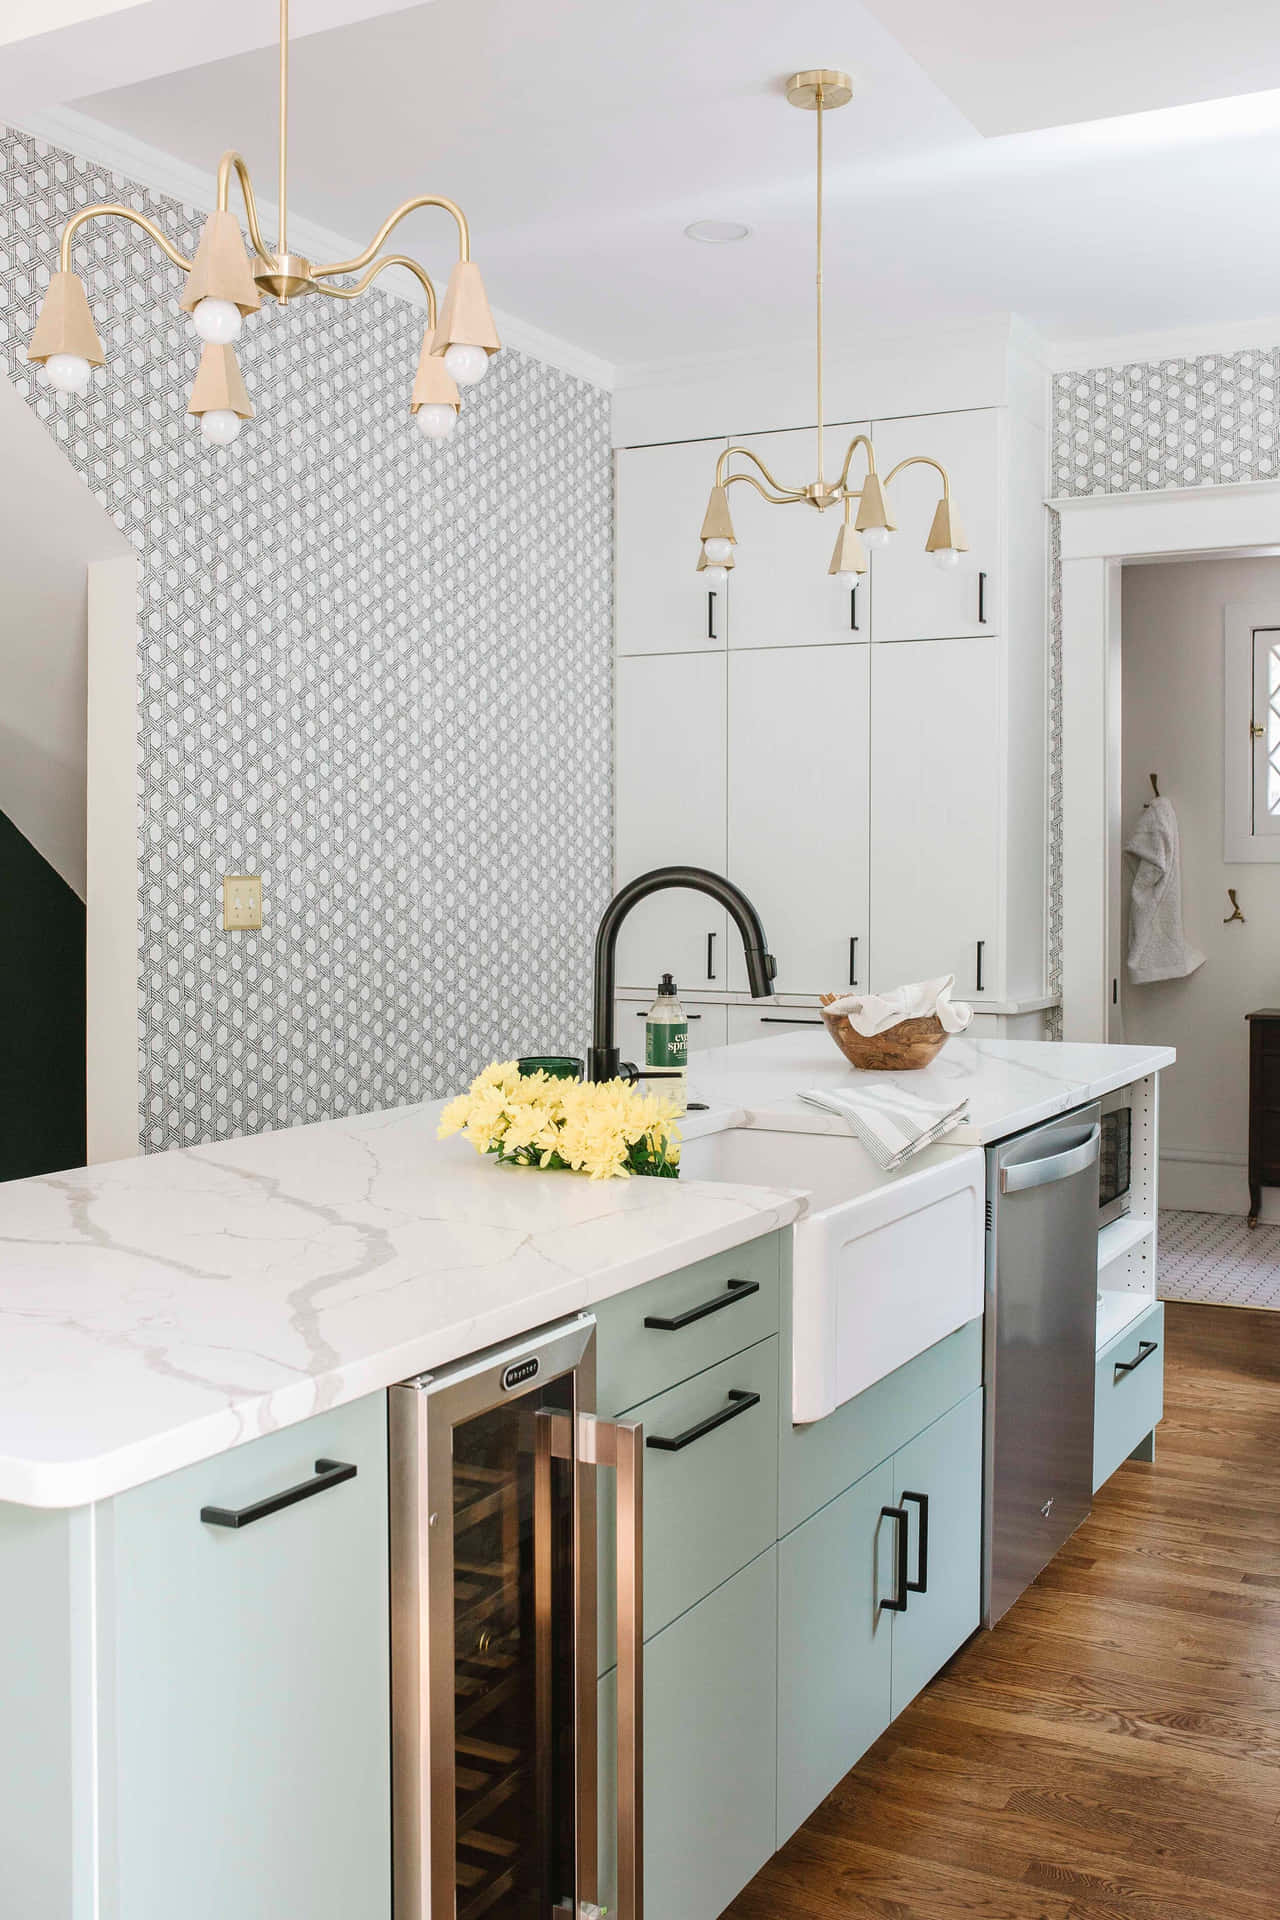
top-left (13, 0), bottom-right (1280, 371)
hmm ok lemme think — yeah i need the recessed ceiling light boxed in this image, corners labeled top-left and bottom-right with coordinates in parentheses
top-left (684, 219), bottom-right (751, 244)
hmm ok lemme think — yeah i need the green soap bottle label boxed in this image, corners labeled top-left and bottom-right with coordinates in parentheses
top-left (646, 1021), bottom-right (688, 1069)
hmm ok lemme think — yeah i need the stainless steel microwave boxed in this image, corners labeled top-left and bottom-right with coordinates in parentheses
top-left (1098, 1092), bottom-right (1132, 1228)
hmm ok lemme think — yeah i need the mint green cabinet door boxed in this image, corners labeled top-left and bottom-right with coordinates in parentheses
top-left (889, 1387), bottom-right (983, 1718)
top-left (107, 1393), bottom-right (391, 1920)
top-left (600, 1548), bottom-right (777, 1920)
top-left (777, 1460), bottom-right (893, 1843)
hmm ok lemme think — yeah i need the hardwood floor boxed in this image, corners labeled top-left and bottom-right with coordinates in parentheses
top-left (725, 1303), bottom-right (1280, 1919)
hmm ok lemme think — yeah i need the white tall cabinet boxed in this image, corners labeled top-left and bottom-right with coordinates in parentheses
top-left (613, 377), bottom-right (1049, 1027)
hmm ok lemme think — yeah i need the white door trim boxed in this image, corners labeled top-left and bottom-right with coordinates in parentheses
top-left (1056, 479), bottom-right (1280, 1039)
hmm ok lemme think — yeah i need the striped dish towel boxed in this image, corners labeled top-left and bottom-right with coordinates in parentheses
top-left (798, 1084), bottom-right (970, 1171)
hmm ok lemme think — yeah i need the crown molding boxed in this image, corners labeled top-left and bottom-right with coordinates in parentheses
top-left (10, 104), bottom-right (617, 391)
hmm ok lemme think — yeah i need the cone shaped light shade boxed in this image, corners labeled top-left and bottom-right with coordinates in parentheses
top-left (854, 472), bottom-right (897, 536)
top-left (925, 495), bottom-right (968, 553)
top-left (27, 271), bottom-right (105, 366)
top-left (410, 330), bottom-right (460, 413)
top-left (187, 343), bottom-right (253, 419)
top-left (180, 210), bottom-right (263, 316)
top-left (699, 484), bottom-right (737, 546)
top-left (431, 260), bottom-right (501, 358)
top-left (828, 521), bottom-right (867, 576)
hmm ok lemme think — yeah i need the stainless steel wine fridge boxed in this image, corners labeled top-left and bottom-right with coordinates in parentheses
top-left (390, 1317), bottom-right (642, 1920)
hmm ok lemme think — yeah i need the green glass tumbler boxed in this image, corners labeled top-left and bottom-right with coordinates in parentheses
top-left (517, 1055), bottom-right (584, 1081)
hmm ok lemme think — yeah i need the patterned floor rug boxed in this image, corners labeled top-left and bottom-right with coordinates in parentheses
top-left (1159, 1208), bottom-right (1280, 1309)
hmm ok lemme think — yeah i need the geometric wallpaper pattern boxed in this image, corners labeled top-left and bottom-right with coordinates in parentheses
top-left (0, 124), bottom-right (613, 1152)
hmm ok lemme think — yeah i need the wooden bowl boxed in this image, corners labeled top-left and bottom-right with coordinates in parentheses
top-left (819, 997), bottom-right (951, 1072)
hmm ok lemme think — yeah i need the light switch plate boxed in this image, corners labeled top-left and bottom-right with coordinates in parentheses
top-left (222, 874), bottom-right (263, 930)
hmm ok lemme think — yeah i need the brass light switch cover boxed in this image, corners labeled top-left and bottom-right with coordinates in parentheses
top-left (222, 874), bottom-right (263, 930)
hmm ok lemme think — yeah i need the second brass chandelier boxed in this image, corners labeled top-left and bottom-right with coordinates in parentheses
top-left (697, 70), bottom-right (967, 588)
top-left (25, 0), bottom-right (500, 446)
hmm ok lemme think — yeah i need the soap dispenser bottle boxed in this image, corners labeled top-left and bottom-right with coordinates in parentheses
top-left (645, 973), bottom-right (688, 1114)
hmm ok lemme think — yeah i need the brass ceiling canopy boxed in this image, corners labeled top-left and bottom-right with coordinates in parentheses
top-left (25, 0), bottom-right (500, 447)
top-left (696, 69), bottom-right (968, 585)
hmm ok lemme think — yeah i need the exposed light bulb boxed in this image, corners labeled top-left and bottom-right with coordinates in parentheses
top-left (703, 537), bottom-right (734, 565)
top-left (192, 297), bottom-right (243, 345)
top-left (199, 408), bottom-right (243, 447)
top-left (415, 404), bottom-right (458, 441)
top-left (861, 525), bottom-right (892, 551)
top-left (45, 352), bottom-right (91, 394)
top-left (443, 342), bottom-right (489, 386)
top-left (702, 565), bottom-right (729, 588)
top-left (833, 563), bottom-right (865, 582)
top-left (930, 547), bottom-right (962, 571)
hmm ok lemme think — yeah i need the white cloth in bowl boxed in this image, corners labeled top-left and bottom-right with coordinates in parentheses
top-left (821, 973), bottom-right (973, 1037)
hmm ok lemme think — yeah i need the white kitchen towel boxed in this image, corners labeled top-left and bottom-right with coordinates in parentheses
top-left (1125, 796), bottom-right (1206, 985)
top-left (820, 974), bottom-right (973, 1037)
top-left (798, 1083), bottom-right (970, 1172)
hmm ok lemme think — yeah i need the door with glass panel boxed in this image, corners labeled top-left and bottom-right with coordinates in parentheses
top-left (390, 1320), bottom-right (642, 1920)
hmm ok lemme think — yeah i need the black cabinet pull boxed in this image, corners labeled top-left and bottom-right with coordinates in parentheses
top-left (850, 584), bottom-right (859, 633)
top-left (849, 936), bottom-right (859, 987)
top-left (644, 1277), bottom-right (759, 1332)
top-left (881, 1504), bottom-right (909, 1612)
top-left (707, 590), bottom-right (718, 641)
top-left (760, 1016), bottom-right (824, 1027)
top-left (637, 1011), bottom-right (701, 1018)
top-left (976, 940), bottom-right (985, 993)
top-left (201, 1458), bottom-right (357, 1530)
top-left (902, 1490), bottom-right (929, 1593)
top-left (646, 1388), bottom-right (760, 1453)
top-left (706, 931), bottom-right (717, 980)
top-left (978, 570), bottom-right (987, 624)
top-left (1114, 1338), bottom-right (1159, 1383)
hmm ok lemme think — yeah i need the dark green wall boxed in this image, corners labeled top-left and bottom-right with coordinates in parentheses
top-left (0, 809), bottom-right (85, 1180)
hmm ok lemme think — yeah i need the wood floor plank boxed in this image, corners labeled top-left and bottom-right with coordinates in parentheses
top-left (723, 1302), bottom-right (1280, 1920)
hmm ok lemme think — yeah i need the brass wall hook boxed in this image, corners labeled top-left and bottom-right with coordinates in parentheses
top-left (1225, 889), bottom-right (1245, 925)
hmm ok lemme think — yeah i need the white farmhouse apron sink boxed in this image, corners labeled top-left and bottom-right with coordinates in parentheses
top-left (680, 1127), bottom-right (986, 1423)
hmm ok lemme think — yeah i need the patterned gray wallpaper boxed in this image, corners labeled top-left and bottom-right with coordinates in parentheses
top-left (0, 125), bottom-right (613, 1151)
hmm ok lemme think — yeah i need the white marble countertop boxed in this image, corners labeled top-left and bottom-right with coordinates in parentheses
top-left (0, 1032), bottom-right (1172, 1510)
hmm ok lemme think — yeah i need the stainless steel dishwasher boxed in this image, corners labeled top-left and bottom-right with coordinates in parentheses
top-left (984, 1103), bottom-right (1101, 1627)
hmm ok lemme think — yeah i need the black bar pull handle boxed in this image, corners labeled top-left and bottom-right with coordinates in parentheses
top-left (707, 590), bottom-right (718, 641)
top-left (1114, 1338), bottom-right (1159, 1382)
top-left (647, 1388), bottom-right (761, 1454)
top-left (644, 1277), bottom-right (759, 1332)
top-left (850, 584), bottom-right (859, 633)
top-left (978, 570), bottom-right (988, 624)
top-left (638, 1010), bottom-right (700, 1019)
top-left (760, 1017), bottom-right (824, 1027)
top-left (706, 930), bottom-right (716, 980)
top-left (881, 1504), bottom-right (909, 1612)
top-left (902, 1490), bottom-right (929, 1593)
top-left (201, 1458), bottom-right (357, 1530)
top-left (849, 936), bottom-right (859, 987)
top-left (976, 939), bottom-right (985, 993)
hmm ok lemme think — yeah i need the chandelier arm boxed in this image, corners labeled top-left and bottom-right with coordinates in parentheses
top-left (314, 254), bottom-right (438, 327)
top-left (312, 196), bottom-right (472, 278)
top-left (882, 453), bottom-right (952, 497)
top-left (835, 433), bottom-right (879, 494)
top-left (58, 204), bottom-right (193, 276)
top-left (723, 471), bottom-right (808, 507)
top-left (715, 444), bottom-right (807, 501)
top-left (215, 152), bottom-right (277, 268)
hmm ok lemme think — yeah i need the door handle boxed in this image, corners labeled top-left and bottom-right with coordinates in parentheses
top-left (850, 584), bottom-right (859, 632)
top-left (200, 1458), bottom-right (356, 1529)
top-left (707, 590), bottom-right (718, 641)
top-left (902, 1490), bottom-right (929, 1593)
top-left (706, 931), bottom-right (716, 980)
top-left (644, 1276), bottom-right (759, 1331)
top-left (978, 570), bottom-right (987, 624)
top-left (1000, 1123), bottom-right (1101, 1193)
top-left (646, 1388), bottom-right (761, 1453)
top-left (759, 1017), bottom-right (824, 1027)
top-left (975, 939), bottom-right (985, 993)
top-left (1114, 1338), bottom-right (1159, 1382)
top-left (578, 1414), bottom-right (644, 1920)
top-left (849, 935), bottom-right (859, 987)
top-left (880, 1504), bottom-right (909, 1612)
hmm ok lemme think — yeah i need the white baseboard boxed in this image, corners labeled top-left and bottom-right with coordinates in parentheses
top-left (1159, 1150), bottom-right (1280, 1223)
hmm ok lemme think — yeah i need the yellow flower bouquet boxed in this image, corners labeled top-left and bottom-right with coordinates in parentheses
top-left (439, 1062), bottom-right (682, 1181)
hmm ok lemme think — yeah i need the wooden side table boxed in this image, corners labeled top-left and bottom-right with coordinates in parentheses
top-left (1246, 1009), bottom-right (1280, 1226)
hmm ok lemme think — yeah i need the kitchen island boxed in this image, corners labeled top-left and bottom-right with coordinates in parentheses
top-left (0, 1033), bottom-right (1173, 1920)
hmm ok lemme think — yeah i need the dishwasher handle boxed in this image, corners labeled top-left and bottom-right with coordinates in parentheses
top-left (1000, 1123), bottom-right (1101, 1194)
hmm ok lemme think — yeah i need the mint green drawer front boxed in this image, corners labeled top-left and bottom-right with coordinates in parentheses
top-left (599, 1547), bottom-right (777, 1920)
top-left (599, 1335), bottom-right (779, 1672)
top-left (593, 1231), bottom-right (780, 1416)
top-left (1094, 1300), bottom-right (1164, 1492)
top-left (779, 1308), bottom-right (983, 1537)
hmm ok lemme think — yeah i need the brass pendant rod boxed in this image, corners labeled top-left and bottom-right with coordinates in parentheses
top-left (278, 0), bottom-right (289, 258)
top-left (58, 203), bottom-right (192, 275)
top-left (815, 83), bottom-right (824, 488)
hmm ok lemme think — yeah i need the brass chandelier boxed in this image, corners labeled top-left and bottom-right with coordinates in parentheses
top-left (25, 0), bottom-right (500, 446)
top-left (696, 69), bottom-right (966, 587)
